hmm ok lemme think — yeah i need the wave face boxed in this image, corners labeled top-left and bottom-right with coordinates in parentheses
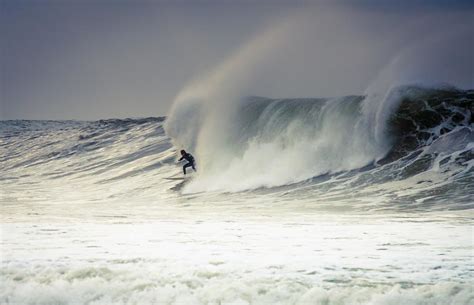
top-left (167, 94), bottom-right (385, 192)
top-left (1, 86), bottom-right (473, 211)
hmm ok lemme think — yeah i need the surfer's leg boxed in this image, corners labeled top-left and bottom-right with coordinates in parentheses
top-left (183, 163), bottom-right (192, 175)
top-left (192, 163), bottom-right (196, 172)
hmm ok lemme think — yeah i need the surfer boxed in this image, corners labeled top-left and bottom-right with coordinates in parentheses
top-left (178, 149), bottom-right (196, 175)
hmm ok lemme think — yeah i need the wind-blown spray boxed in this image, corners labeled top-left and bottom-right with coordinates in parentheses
top-left (165, 18), bottom-right (473, 193)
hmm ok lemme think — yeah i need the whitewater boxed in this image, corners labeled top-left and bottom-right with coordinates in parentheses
top-left (1, 83), bottom-right (473, 304)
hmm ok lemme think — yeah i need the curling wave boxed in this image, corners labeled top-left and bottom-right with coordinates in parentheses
top-left (165, 86), bottom-right (473, 195)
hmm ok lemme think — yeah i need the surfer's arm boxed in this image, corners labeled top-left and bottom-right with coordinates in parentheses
top-left (178, 156), bottom-right (184, 161)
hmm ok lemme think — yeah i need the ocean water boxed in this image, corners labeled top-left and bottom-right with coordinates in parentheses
top-left (1, 86), bottom-right (473, 304)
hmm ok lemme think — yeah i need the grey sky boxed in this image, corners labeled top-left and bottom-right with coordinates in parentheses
top-left (1, 0), bottom-right (473, 120)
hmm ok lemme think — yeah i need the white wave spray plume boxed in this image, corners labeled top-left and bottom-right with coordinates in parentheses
top-left (166, 16), bottom-right (473, 193)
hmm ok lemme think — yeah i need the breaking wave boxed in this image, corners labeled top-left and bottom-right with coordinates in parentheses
top-left (165, 86), bottom-right (473, 199)
top-left (1, 86), bottom-right (473, 210)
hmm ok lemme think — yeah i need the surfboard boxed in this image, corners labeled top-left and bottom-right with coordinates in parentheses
top-left (168, 176), bottom-right (192, 192)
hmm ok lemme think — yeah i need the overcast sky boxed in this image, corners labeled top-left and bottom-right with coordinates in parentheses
top-left (1, 0), bottom-right (473, 120)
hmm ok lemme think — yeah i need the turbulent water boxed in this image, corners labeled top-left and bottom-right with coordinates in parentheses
top-left (1, 86), bottom-right (473, 304)
top-left (166, 86), bottom-right (474, 205)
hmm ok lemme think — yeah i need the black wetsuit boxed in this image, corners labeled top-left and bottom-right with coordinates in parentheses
top-left (179, 153), bottom-right (196, 175)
